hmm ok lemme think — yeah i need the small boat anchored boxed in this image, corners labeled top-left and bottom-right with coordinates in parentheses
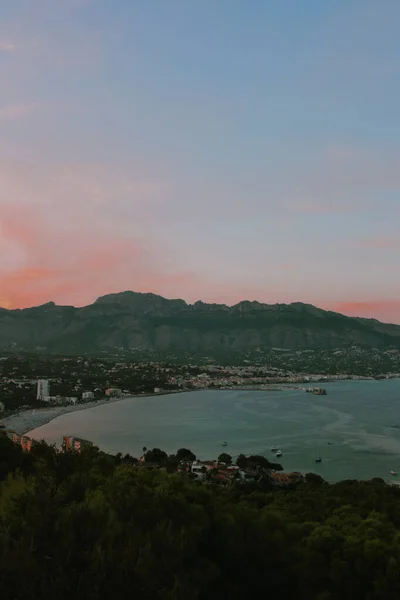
top-left (221, 441), bottom-right (228, 447)
top-left (270, 445), bottom-right (277, 452)
top-left (275, 450), bottom-right (282, 458)
top-left (390, 470), bottom-right (397, 476)
top-left (315, 449), bottom-right (322, 463)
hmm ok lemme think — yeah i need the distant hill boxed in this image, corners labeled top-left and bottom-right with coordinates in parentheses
top-left (0, 291), bottom-right (400, 355)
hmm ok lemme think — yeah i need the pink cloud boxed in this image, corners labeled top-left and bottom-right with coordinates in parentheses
top-left (0, 102), bottom-right (38, 121)
top-left (0, 204), bottom-right (199, 309)
top-left (0, 40), bottom-right (16, 52)
top-left (0, 161), bottom-right (198, 309)
top-left (328, 301), bottom-right (400, 324)
top-left (357, 235), bottom-right (399, 249)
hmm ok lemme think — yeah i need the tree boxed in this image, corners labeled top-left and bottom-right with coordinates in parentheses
top-left (165, 454), bottom-right (180, 473)
top-left (122, 453), bottom-right (137, 465)
top-left (305, 472), bottom-right (325, 485)
top-left (218, 453), bottom-right (232, 465)
top-left (176, 448), bottom-right (196, 462)
top-left (144, 448), bottom-right (168, 465)
top-left (267, 461), bottom-right (283, 471)
top-left (0, 435), bottom-right (31, 480)
top-left (5, 437), bottom-right (400, 599)
top-left (235, 454), bottom-right (282, 471)
top-left (236, 453), bottom-right (247, 468)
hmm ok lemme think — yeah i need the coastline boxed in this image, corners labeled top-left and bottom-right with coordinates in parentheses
top-left (1, 386), bottom-right (284, 437)
top-left (1, 377), bottom-right (392, 438)
top-left (2, 396), bottom-right (132, 437)
top-left (2, 390), bottom-right (187, 437)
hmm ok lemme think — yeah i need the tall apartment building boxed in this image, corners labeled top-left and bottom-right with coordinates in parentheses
top-left (37, 379), bottom-right (50, 400)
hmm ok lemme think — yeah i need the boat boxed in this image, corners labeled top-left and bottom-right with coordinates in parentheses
top-left (275, 450), bottom-right (282, 457)
top-left (270, 445), bottom-right (277, 452)
top-left (222, 441), bottom-right (227, 447)
top-left (315, 449), bottom-right (322, 463)
top-left (390, 470), bottom-right (397, 476)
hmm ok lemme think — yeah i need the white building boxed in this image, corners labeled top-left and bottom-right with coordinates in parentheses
top-left (37, 379), bottom-right (50, 400)
top-left (191, 460), bottom-right (208, 479)
top-left (82, 391), bottom-right (94, 401)
top-left (65, 397), bottom-right (78, 404)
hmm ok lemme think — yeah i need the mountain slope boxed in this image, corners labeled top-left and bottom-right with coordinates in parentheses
top-left (0, 291), bottom-right (400, 354)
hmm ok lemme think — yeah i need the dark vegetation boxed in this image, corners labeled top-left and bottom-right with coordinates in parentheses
top-left (1, 435), bottom-right (400, 599)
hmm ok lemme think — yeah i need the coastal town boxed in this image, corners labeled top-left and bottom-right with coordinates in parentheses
top-left (1, 346), bottom-right (399, 480)
top-left (1, 346), bottom-right (400, 417)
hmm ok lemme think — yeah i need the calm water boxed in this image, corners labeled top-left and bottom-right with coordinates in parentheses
top-left (27, 380), bottom-right (400, 482)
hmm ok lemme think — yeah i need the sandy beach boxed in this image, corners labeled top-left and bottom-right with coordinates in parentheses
top-left (0, 382), bottom-right (338, 438)
top-left (1, 396), bottom-right (128, 437)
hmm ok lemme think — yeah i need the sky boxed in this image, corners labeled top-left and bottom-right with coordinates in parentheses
top-left (1, 0), bottom-right (400, 323)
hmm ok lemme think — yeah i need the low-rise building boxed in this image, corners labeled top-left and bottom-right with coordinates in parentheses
top-left (66, 396), bottom-right (78, 404)
top-left (21, 436), bottom-right (33, 451)
top-left (10, 432), bottom-right (35, 451)
top-left (82, 391), bottom-right (94, 401)
top-left (105, 387), bottom-right (122, 398)
top-left (63, 435), bottom-right (93, 453)
top-left (12, 432), bottom-right (21, 445)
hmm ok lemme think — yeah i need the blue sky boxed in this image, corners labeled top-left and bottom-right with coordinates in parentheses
top-left (1, 0), bottom-right (400, 322)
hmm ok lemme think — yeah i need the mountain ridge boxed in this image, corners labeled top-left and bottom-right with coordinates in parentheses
top-left (0, 291), bottom-right (399, 354)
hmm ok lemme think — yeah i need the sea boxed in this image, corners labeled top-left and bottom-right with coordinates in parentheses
top-left (26, 379), bottom-right (400, 483)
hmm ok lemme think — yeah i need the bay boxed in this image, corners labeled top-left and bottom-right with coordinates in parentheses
top-left (26, 379), bottom-right (400, 482)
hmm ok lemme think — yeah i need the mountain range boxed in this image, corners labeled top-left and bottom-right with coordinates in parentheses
top-left (0, 291), bottom-right (399, 355)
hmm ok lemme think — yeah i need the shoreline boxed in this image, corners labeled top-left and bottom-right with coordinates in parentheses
top-left (2, 396), bottom-right (136, 437)
top-left (2, 390), bottom-right (191, 437)
top-left (1, 386), bottom-right (287, 437)
top-left (1, 378), bottom-right (396, 438)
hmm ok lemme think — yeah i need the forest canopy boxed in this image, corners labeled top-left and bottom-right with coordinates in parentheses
top-left (1, 435), bottom-right (400, 599)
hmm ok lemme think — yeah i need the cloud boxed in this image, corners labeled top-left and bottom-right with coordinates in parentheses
top-left (357, 236), bottom-right (400, 250)
top-left (0, 160), bottom-right (200, 308)
top-left (0, 202), bottom-right (200, 309)
top-left (329, 300), bottom-right (400, 324)
top-left (0, 40), bottom-right (16, 53)
top-left (0, 102), bottom-right (38, 121)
